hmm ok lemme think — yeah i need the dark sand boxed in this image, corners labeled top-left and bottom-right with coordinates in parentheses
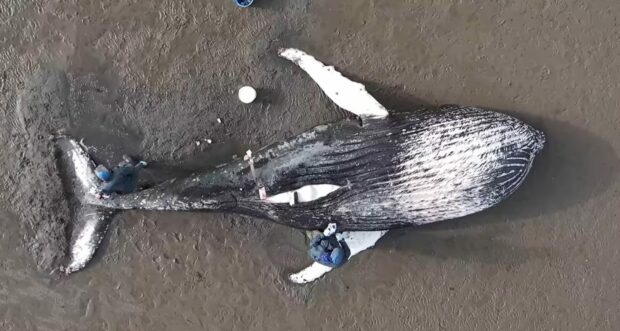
top-left (1, 0), bottom-right (619, 330)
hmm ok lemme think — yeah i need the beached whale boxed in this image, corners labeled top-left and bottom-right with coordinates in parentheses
top-left (57, 49), bottom-right (545, 282)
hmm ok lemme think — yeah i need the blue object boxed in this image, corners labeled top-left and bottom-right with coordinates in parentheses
top-left (329, 247), bottom-right (346, 266)
top-left (308, 234), bottom-right (348, 268)
top-left (101, 165), bottom-right (141, 195)
top-left (95, 166), bottom-right (112, 182)
top-left (234, 0), bottom-right (253, 7)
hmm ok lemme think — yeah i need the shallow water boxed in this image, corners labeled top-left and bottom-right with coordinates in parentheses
top-left (1, 0), bottom-right (620, 330)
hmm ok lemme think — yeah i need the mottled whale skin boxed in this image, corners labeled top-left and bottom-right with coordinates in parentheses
top-left (83, 106), bottom-right (543, 230)
top-left (57, 48), bottom-right (545, 275)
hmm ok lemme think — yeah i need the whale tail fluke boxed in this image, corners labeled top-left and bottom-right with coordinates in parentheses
top-left (64, 204), bottom-right (116, 274)
top-left (55, 136), bottom-right (117, 274)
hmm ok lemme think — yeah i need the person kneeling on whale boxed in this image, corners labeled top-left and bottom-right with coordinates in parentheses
top-left (308, 223), bottom-right (348, 268)
top-left (95, 155), bottom-right (147, 199)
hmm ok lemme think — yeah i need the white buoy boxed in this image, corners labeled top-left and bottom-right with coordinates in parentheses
top-left (238, 86), bottom-right (257, 104)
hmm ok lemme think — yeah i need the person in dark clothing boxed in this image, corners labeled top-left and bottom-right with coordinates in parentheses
top-left (308, 232), bottom-right (348, 268)
top-left (97, 155), bottom-right (147, 198)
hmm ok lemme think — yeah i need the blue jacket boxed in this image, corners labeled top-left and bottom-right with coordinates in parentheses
top-left (101, 165), bottom-right (140, 195)
top-left (308, 234), bottom-right (347, 268)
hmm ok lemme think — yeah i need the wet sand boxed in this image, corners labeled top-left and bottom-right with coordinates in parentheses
top-left (1, 0), bottom-right (620, 330)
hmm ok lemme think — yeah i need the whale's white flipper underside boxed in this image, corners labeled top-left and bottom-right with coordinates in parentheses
top-left (264, 184), bottom-right (341, 205)
top-left (279, 48), bottom-right (389, 121)
top-left (289, 230), bottom-right (388, 284)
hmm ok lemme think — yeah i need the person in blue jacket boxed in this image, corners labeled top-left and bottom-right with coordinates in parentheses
top-left (308, 227), bottom-right (348, 268)
top-left (96, 155), bottom-right (147, 199)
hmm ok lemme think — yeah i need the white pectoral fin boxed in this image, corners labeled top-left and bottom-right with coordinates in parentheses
top-left (340, 230), bottom-right (388, 256)
top-left (289, 263), bottom-right (333, 284)
top-left (264, 184), bottom-right (341, 204)
top-left (288, 230), bottom-right (388, 284)
top-left (279, 48), bottom-right (389, 121)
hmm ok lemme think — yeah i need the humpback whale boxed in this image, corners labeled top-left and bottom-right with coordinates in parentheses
top-left (57, 48), bottom-right (545, 283)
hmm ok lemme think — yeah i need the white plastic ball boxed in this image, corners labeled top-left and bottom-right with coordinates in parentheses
top-left (238, 86), bottom-right (257, 104)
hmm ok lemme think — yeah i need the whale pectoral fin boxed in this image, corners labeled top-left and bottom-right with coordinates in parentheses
top-left (279, 48), bottom-right (389, 122)
top-left (288, 230), bottom-right (388, 284)
top-left (289, 262), bottom-right (333, 284)
top-left (264, 184), bottom-right (342, 204)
